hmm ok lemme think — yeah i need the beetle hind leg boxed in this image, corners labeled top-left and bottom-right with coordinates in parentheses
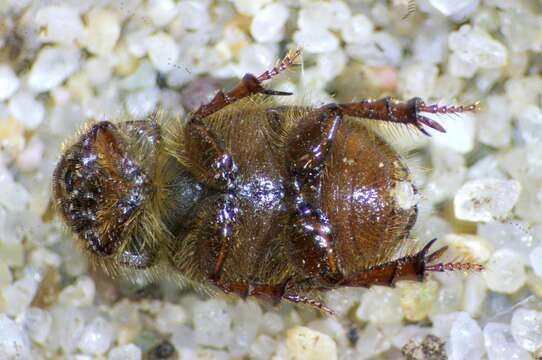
top-left (338, 238), bottom-right (484, 288)
top-left (338, 97), bottom-right (478, 136)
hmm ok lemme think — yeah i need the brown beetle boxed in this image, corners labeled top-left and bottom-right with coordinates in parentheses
top-left (53, 50), bottom-right (481, 314)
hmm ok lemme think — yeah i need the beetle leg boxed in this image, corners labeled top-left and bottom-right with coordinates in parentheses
top-left (286, 104), bottom-right (342, 187)
top-left (183, 49), bottom-right (300, 189)
top-left (338, 97), bottom-right (478, 136)
top-left (285, 104), bottom-right (345, 286)
top-left (172, 194), bottom-right (238, 283)
top-left (338, 239), bottom-right (483, 287)
top-left (191, 48), bottom-right (301, 120)
top-left (212, 278), bottom-right (335, 315)
top-left (199, 195), bottom-right (238, 283)
top-left (287, 204), bottom-right (343, 287)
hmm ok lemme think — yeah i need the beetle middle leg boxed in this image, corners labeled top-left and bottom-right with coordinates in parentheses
top-left (211, 278), bottom-right (335, 315)
top-left (285, 104), bottom-right (345, 287)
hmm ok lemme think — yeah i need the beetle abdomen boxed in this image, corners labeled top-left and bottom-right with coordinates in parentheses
top-left (321, 118), bottom-right (418, 274)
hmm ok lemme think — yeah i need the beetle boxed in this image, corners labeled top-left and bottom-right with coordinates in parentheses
top-left (52, 49), bottom-right (481, 314)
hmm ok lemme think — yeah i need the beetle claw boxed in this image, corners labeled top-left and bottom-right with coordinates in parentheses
top-left (417, 115), bottom-right (446, 133)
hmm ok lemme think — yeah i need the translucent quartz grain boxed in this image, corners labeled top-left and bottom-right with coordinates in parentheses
top-left (511, 309), bottom-right (542, 352)
top-left (0, 65), bottom-right (20, 101)
top-left (193, 299), bottom-right (232, 348)
top-left (145, 0), bottom-right (177, 27)
top-left (484, 322), bottom-right (531, 360)
top-left (251, 3), bottom-right (289, 43)
top-left (21, 308), bottom-right (52, 345)
top-left (231, 0), bottom-right (271, 16)
top-left (1, 271), bottom-right (40, 316)
top-left (298, 1), bottom-right (335, 31)
top-left (35, 5), bottom-right (84, 45)
top-left (530, 247), bottom-right (542, 277)
top-left (341, 14), bottom-right (374, 44)
top-left (286, 326), bottom-right (337, 360)
top-left (28, 46), bottom-right (81, 93)
top-left (57, 276), bottom-right (95, 307)
top-left (397, 280), bottom-right (439, 322)
top-left (518, 105), bottom-right (542, 145)
top-left (448, 51), bottom-right (478, 78)
top-left (399, 62), bottom-right (438, 99)
top-left (260, 312), bottom-right (285, 335)
top-left (478, 221), bottom-right (535, 263)
top-left (444, 234), bottom-right (493, 264)
top-left (108, 343), bottom-right (142, 360)
top-left (449, 25), bottom-right (507, 69)
top-left (16, 138), bottom-right (45, 173)
top-left (448, 312), bottom-right (485, 360)
top-left (346, 31), bottom-right (402, 65)
top-left (428, 112), bottom-right (476, 154)
top-left (484, 249), bottom-right (526, 294)
top-left (454, 178), bottom-right (521, 222)
top-left (48, 306), bottom-right (86, 354)
top-left (413, 19), bottom-right (450, 64)
top-left (8, 92), bottom-right (45, 130)
top-left (78, 317), bottom-right (115, 355)
top-left (307, 317), bottom-right (347, 349)
top-left (80, 8), bottom-right (121, 56)
top-left (477, 95), bottom-right (512, 148)
top-left (463, 275), bottom-right (487, 317)
top-left (0, 314), bottom-right (31, 359)
top-left (249, 334), bottom-right (276, 360)
top-left (357, 286), bottom-right (403, 324)
top-left (355, 324), bottom-right (391, 359)
top-left (144, 32), bottom-right (179, 72)
top-left (505, 77), bottom-right (542, 117)
top-left (316, 51), bottom-right (347, 81)
top-left (500, 7), bottom-right (541, 52)
top-left (125, 87), bottom-right (160, 117)
top-left (293, 29), bottom-right (339, 54)
top-left (119, 61), bottom-right (157, 90)
top-left (426, 150), bottom-right (467, 203)
top-left (428, 0), bottom-right (479, 16)
top-left (230, 300), bottom-right (262, 356)
top-left (176, 1), bottom-right (211, 31)
top-left (155, 303), bottom-right (187, 334)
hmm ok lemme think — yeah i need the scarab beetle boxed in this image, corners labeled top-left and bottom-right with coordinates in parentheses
top-left (53, 49), bottom-right (481, 314)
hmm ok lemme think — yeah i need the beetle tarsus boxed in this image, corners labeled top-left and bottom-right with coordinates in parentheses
top-left (421, 238), bottom-right (484, 273)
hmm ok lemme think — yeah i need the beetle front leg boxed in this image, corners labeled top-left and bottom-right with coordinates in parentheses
top-left (182, 50), bottom-right (301, 189)
top-left (338, 97), bottom-right (478, 136)
top-left (191, 48), bottom-right (300, 119)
